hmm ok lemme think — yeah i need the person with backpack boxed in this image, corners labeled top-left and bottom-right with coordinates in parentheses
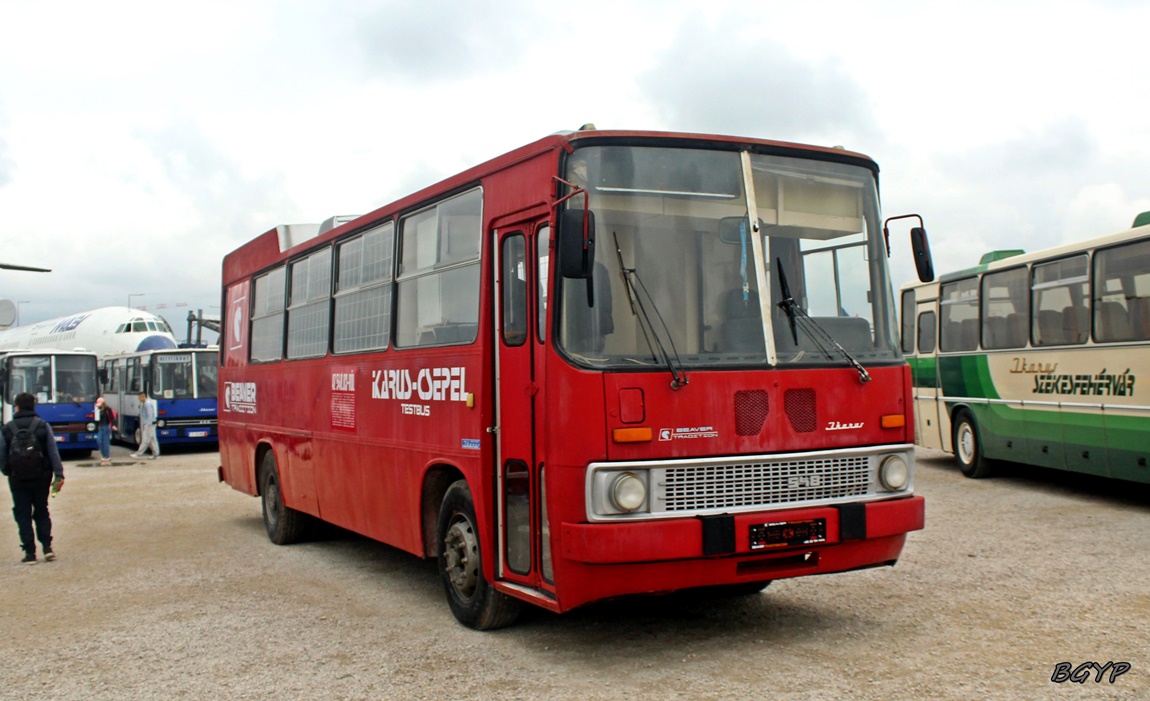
top-left (1, 392), bottom-right (65, 564)
top-left (94, 396), bottom-right (117, 466)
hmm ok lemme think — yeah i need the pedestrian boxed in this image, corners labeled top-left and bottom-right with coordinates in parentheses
top-left (130, 391), bottom-right (160, 459)
top-left (94, 397), bottom-right (117, 465)
top-left (1, 392), bottom-right (65, 564)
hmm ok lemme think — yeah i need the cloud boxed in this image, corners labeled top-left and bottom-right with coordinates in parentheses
top-left (0, 136), bottom-right (13, 189)
top-left (637, 13), bottom-right (881, 148)
top-left (135, 119), bottom-right (297, 238)
top-left (350, 0), bottom-right (543, 83)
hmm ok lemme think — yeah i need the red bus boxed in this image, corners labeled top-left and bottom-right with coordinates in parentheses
top-left (218, 128), bottom-right (935, 629)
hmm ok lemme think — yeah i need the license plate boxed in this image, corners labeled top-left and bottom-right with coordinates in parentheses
top-left (187, 431), bottom-right (208, 438)
top-left (749, 518), bottom-right (827, 550)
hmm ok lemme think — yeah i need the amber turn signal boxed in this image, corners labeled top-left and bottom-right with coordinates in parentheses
top-left (612, 427), bottom-right (653, 443)
top-left (881, 414), bottom-right (906, 429)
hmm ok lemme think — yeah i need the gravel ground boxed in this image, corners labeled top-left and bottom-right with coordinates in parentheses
top-left (1, 443), bottom-right (1147, 700)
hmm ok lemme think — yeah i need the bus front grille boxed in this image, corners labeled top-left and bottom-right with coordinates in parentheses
top-left (658, 455), bottom-right (871, 512)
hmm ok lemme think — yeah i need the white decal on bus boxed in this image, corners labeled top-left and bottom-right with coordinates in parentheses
top-left (371, 367), bottom-right (467, 402)
top-left (223, 381), bottom-right (257, 414)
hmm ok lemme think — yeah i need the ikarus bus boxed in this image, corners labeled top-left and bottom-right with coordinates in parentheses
top-left (901, 211), bottom-right (1150, 481)
top-left (101, 348), bottom-right (219, 447)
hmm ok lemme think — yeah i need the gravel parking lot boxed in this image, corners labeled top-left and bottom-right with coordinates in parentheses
top-left (1, 443), bottom-right (1147, 700)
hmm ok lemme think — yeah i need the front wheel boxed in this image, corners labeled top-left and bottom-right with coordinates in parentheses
top-left (953, 409), bottom-right (993, 479)
top-left (437, 480), bottom-right (521, 630)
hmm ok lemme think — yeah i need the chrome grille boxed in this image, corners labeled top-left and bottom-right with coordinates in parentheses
top-left (657, 455), bottom-right (870, 512)
top-left (162, 418), bottom-right (217, 427)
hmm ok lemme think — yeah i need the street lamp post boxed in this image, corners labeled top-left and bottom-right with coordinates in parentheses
top-left (128, 293), bottom-right (144, 310)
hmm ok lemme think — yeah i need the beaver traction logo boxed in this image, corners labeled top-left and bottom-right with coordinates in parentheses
top-left (223, 382), bottom-right (257, 414)
top-left (658, 426), bottom-right (718, 441)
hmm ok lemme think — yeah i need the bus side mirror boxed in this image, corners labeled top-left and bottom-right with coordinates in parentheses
top-left (98, 368), bottom-right (108, 385)
top-left (558, 209), bottom-right (596, 279)
top-left (910, 227), bottom-right (934, 282)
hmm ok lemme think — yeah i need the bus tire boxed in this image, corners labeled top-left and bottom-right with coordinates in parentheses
top-left (953, 409), bottom-right (993, 479)
top-left (437, 479), bottom-right (521, 630)
top-left (259, 451), bottom-right (310, 545)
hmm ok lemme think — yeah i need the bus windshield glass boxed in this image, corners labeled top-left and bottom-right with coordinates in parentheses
top-left (196, 351), bottom-right (219, 398)
top-left (7, 354), bottom-right (97, 404)
top-left (558, 146), bottom-right (900, 369)
top-left (151, 353), bottom-right (195, 399)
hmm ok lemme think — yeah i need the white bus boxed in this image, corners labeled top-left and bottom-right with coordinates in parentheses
top-left (901, 211), bottom-right (1150, 482)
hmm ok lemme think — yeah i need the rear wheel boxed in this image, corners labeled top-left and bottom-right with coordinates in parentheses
top-left (260, 451), bottom-right (311, 544)
top-left (953, 409), bottom-right (992, 478)
top-left (437, 480), bottom-right (520, 630)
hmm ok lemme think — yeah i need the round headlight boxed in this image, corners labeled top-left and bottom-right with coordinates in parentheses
top-left (86, 422), bottom-right (97, 432)
top-left (611, 472), bottom-right (647, 512)
top-left (157, 419), bottom-right (166, 428)
top-left (880, 455), bottom-right (909, 491)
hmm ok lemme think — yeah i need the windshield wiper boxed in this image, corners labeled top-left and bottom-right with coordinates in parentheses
top-left (614, 233), bottom-right (688, 390)
top-left (775, 258), bottom-right (871, 384)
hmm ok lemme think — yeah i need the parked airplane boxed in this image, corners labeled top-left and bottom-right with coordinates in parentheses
top-left (0, 306), bottom-right (178, 358)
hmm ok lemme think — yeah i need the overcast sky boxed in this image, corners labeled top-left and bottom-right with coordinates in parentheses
top-left (3, 0), bottom-right (1149, 337)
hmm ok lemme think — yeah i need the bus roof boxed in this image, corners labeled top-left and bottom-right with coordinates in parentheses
top-left (223, 129), bottom-right (878, 286)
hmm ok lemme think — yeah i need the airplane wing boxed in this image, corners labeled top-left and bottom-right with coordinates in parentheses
top-left (0, 263), bottom-right (52, 272)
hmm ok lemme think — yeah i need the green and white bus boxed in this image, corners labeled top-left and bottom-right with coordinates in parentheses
top-left (901, 211), bottom-right (1150, 481)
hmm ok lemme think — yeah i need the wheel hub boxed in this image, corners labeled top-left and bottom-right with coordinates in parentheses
top-left (444, 517), bottom-right (479, 598)
top-left (959, 425), bottom-right (975, 462)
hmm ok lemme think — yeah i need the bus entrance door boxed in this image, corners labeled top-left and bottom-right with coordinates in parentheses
top-left (913, 303), bottom-right (945, 450)
top-left (494, 223), bottom-right (547, 591)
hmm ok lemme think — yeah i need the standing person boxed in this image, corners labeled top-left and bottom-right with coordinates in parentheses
top-left (94, 397), bottom-right (117, 466)
top-left (1, 392), bottom-right (65, 564)
top-left (130, 391), bottom-right (160, 459)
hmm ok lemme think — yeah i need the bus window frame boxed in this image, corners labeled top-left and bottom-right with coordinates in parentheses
top-left (916, 310), bottom-right (937, 354)
top-left (1030, 254), bottom-right (1089, 347)
top-left (980, 265), bottom-right (1029, 350)
top-left (250, 265), bottom-right (288, 363)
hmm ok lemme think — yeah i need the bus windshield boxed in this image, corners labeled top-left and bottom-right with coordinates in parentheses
top-left (7, 354), bottom-right (97, 404)
top-left (151, 351), bottom-right (218, 399)
top-left (558, 146), bottom-right (900, 370)
top-left (196, 351), bottom-right (219, 398)
top-left (151, 353), bottom-right (195, 399)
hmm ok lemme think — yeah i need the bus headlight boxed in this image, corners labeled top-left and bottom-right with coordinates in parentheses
top-left (611, 472), bottom-right (647, 512)
top-left (86, 423), bottom-right (96, 431)
top-left (879, 455), bottom-right (909, 491)
top-left (157, 420), bottom-right (166, 428)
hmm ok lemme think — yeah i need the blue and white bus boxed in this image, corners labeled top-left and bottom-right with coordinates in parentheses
top-left (1, 349), bottom-right (100, 455)
top-left (101, 348), bottom-right (219, 447)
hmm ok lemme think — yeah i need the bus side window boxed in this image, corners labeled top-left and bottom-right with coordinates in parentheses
top-left (537, 225), bottom-right (550, 344)
top-left (1093, 239), bottom-right (1150, 342)
top-left (900, 289), bottom-right (916, 354)
top-left (917, 311), bottom-right (936, 353)
top-left (501, 234), bottom-right (528, 347)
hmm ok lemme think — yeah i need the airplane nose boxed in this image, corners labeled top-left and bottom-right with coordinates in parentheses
top-left (136, 335), bottom-right (177, 351)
